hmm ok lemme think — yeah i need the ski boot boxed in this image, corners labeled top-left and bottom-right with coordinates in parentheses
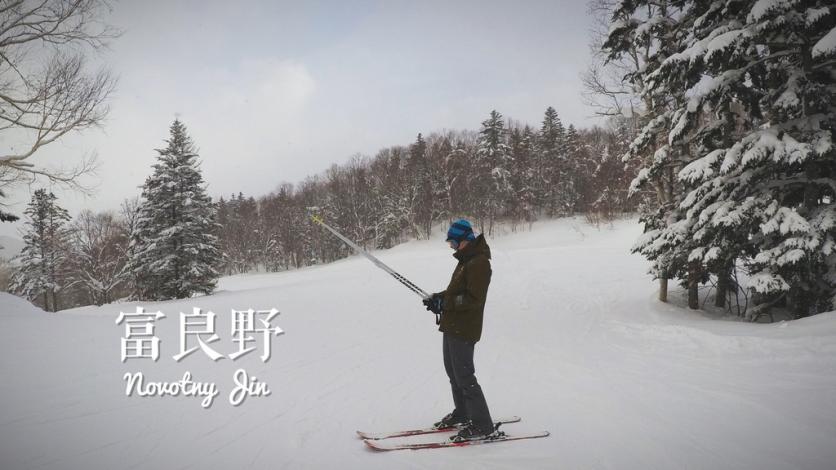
top-left (451, 422), bottom-right (505, 442)
top-left (433, 412), bottom-right (469, 430)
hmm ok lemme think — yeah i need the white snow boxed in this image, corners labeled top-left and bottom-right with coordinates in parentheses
top-left (678, 149), bottom-right (724, 184)
top-left (775, 72), bottom-right (801, 110)
top-left (608, 18), bottom-right (627, 36)
top-left (2, 217), bottom-right (836, 470)
top-left (812, 129), bottom-right (833, 156)
top-left (628, 168), bottom-right (650, 196)
top-left (760, 206), bottom-right (812, 236)
top-left (748, 0), bottom-right (790, 23)
top-left (812, 26), bottom-right (836, 58)
top-left (806, 7), bottom-right (830, 27)
top-left (669, 110), bottom-right (691, 145)
top-left (634, 16), bottom-right (666, 39)
top-left (704, 30), bottom-right (746, 62)
top-left (731, 130), bottom-right (813, 168)
top-left (749, 271), bottom-right (790, 294)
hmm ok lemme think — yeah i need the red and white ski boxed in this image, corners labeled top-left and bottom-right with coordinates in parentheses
top-left (356, 416), bottom-right (521, 440)
top-left (363, 431), bottom-right (550, 451)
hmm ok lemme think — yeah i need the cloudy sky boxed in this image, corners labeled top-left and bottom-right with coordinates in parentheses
top-left (1, 0), bottom-right (598, 238)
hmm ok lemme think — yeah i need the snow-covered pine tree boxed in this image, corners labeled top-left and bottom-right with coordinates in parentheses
top-left (408, 133), bottom-right (434, 239)
top-left (475, 110), bottom-right (513, 234)
top-left (373, 147), bottom-right (412, 248)
top-left (426, 133), bottom-right (455, 227)
top-left (647, 0), bottom-right (836, 319)
top-left (10, 189), bottom-right (72, 311)
top-left (537, 107), bottom-right (567, 216)
top-left (443, 138), bottom-right (474, 220)
top-left (509, 125), bottom-right (537, 229)
top-left (588, 119), bottom-right (639, 220)
top-left (586, 128), bottom-right (617, 220)
top-left (564, 124), bottom-right (586, 213)
top-left (612, 117), bottom-right (643, 211)
top-left (127, 120), bottom-right (221, 300)
top-left (604, 0), bottom-right (698, 306)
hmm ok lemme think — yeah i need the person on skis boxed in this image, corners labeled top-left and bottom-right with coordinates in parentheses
top-left (423, 219), bottom-right (495, 441)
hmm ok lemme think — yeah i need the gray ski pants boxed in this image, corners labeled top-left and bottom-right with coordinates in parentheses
top-left (442, 333), bottom-right (493, 431)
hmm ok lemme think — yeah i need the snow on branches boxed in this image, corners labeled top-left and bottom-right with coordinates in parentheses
top-left (604, 0), bottom-right (836, 318)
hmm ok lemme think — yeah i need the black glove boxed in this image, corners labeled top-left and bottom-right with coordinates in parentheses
top-left (422, 293), bottom-right (443, 315)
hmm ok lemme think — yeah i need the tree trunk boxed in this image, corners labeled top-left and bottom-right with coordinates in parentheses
top-left (688, 263), bottom-right (700, 310)
top-left (715, 261), bottom-right (731, 309)
top-left (45, 288), bottom-right (55, 312)
top-left (659, 277), bottom-right (668, 303)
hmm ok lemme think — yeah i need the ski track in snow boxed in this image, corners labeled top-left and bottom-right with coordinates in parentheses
top-left (1, 217), bottom-right (835, 470)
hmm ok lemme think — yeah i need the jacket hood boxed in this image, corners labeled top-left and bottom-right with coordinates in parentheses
top-left (453, 233), bottom-right (491, 261)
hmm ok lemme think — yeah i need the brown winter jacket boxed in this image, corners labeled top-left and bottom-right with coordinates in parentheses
top-left (438, 234), bottom-right (492, 342)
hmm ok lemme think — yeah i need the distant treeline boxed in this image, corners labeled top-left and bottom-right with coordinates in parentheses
top-left (1, 108), bottom-right (641, 310)
top-left (215, 108), bottom-right (641, 274)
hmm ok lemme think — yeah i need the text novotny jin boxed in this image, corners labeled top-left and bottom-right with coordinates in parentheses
top-left (116, 306), bottom-right (284, 408)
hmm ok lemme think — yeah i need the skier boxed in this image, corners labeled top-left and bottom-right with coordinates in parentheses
top-left (423, 219), bottom-right (495, 441)
top-left (313, 214), bottom-right (549, 448)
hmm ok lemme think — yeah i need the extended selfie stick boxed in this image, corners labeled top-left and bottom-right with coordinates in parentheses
top-left (310, 214), bottom-right (432, 299)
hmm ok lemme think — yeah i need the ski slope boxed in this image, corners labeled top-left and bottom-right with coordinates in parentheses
top-left (1, 217), bottom-right (835, 470)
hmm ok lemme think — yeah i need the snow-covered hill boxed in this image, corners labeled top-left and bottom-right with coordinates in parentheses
top-left (1, 217), bottom-right (835, 470)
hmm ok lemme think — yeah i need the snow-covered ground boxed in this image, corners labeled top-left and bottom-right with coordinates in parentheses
top-left (1, 217), bottom-right (835, 470)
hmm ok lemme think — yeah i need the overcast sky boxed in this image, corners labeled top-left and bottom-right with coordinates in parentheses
top-left (1, 0), bottom-right (598, 238)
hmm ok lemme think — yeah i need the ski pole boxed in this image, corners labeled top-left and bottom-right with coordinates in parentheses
top-left (309, 214), bottom-right (432, 299)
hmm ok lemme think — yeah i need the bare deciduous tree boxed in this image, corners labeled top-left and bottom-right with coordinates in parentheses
top-left (0, 0), bottom-right (117, 192)
top-left (582, 0), bottom-right (643, 119)
top-left (68, 209), bottom-right (127, 305)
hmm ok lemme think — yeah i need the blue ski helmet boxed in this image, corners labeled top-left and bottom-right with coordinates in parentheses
top-left (446, 219), bottom-right (477, 246)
